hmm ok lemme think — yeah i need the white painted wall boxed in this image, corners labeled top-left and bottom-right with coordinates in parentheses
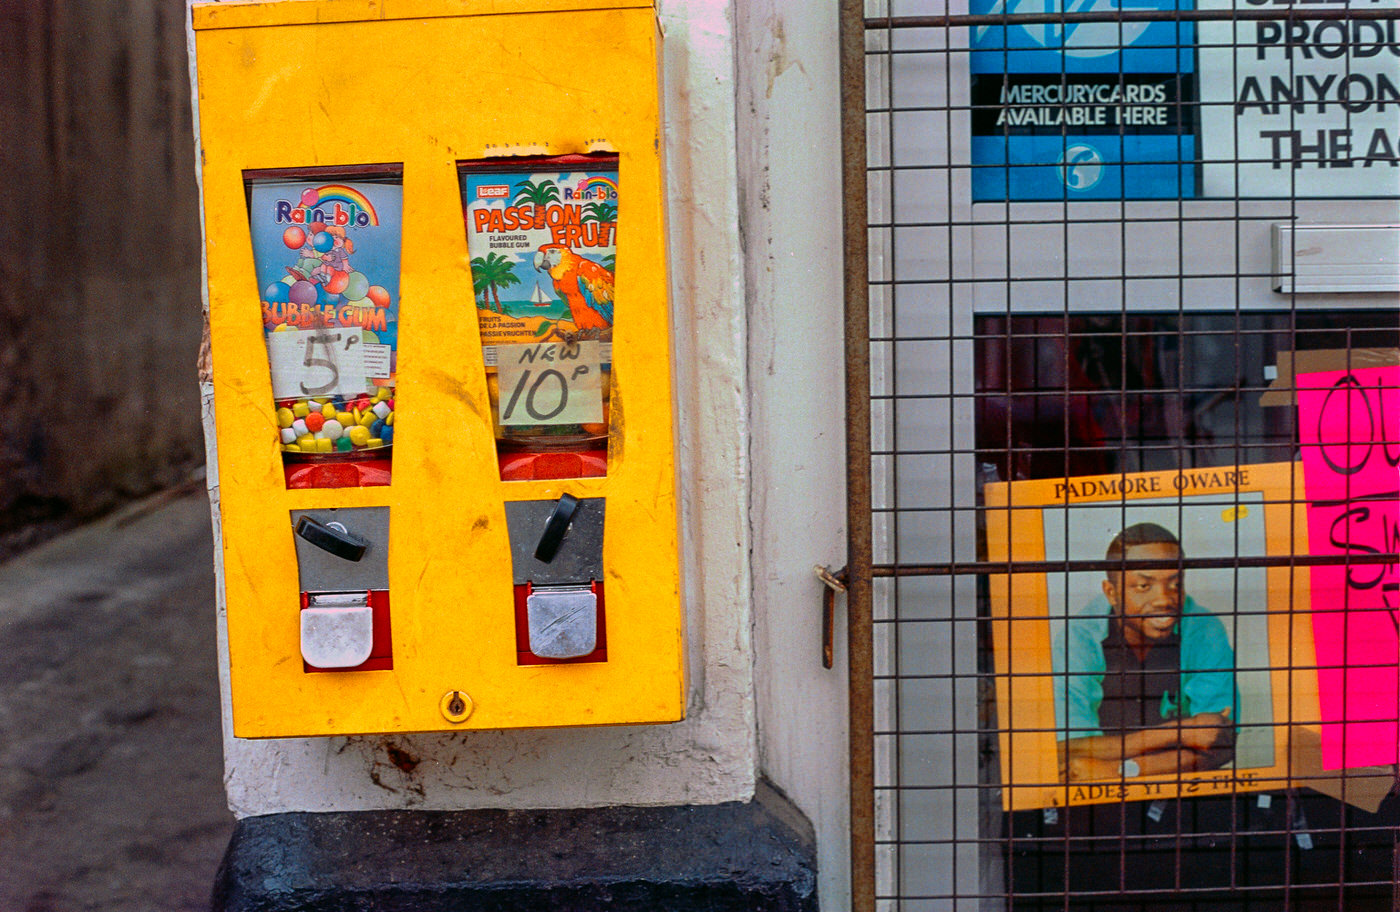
top-left (191, 1), bottom-right (850, 907)
top-left (734, 2), bottom-right (852, 905)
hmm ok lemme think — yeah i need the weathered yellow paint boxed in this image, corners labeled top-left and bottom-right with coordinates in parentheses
top-left (192, 0), bottom-right (652, 31)
top-left (194, 0), bottom-right (683, 738)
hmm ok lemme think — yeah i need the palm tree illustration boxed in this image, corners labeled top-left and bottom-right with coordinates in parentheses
top-left (472, 265), bottom-right (491, 309)
top-left (581, 201), bottom-right (617, 224)
top-left (512, 179), bottom-right (560, 207)
top-left (471, 253), bottom-right (521, 314)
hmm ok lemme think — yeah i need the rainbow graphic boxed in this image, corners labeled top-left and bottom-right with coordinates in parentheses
top-left (311, 184), bottom-right (380, 225)
top-left (580, 175), bottom-right (619, 196)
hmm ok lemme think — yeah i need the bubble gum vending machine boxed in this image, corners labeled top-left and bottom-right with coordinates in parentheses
top-left (193, 0), bottom-right (684, 737)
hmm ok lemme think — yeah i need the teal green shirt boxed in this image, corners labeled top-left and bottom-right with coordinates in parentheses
top-left (1052, 594), bottom-right (1237, 739)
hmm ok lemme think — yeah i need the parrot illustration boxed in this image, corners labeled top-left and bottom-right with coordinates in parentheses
top-left (533, 244), bottom-right (614, 331)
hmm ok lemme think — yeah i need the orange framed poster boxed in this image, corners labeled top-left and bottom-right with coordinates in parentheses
top-left (985, 462), bottom-right (1324, 811)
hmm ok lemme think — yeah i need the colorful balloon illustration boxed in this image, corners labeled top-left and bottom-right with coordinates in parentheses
top-left (289, 280), bottom-right (318, 305)
top-left (343, 271), bottom-right (370, 301)
top-left (282, 226), bottom-right (307, 249)
top-left (300, 188), bottom-right (318, 207)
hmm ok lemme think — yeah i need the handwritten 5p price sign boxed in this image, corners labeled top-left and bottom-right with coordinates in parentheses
top-left (1298, 364), bottom-right (1400, 770)
top-left (266, 327), bottom-right (392, 398)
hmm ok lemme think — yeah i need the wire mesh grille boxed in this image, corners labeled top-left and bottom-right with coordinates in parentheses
top-left (847, 0), bottom-right (1400, 908)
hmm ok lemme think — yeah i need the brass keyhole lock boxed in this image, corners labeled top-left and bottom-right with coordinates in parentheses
top-left (439, 690), bottom-right (473, 723)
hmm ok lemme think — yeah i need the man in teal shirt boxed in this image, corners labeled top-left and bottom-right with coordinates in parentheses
top-left (1052, 523), bottom-right (1237, 782)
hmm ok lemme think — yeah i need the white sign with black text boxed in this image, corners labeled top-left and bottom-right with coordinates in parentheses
top-left (1198, 0), bottom-right (1400, 197)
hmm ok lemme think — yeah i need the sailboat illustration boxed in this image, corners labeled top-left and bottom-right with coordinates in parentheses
top-left (530, 282), bottom-right (553, 307)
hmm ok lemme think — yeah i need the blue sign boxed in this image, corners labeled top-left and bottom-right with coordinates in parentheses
top-left (969, 0), bottom-right (1197, 201)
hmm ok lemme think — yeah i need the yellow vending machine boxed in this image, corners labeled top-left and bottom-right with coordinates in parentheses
top-left (193, 0), bottom-right (683, 738)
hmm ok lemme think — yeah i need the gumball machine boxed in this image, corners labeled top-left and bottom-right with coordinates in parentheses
top-left (246, 169), bottom-right (402, 490)
top-left (194, 0), bottom-right (684, 739)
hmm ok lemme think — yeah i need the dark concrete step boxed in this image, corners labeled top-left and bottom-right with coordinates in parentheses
top-left (213, 780), bottom-right (818, 911)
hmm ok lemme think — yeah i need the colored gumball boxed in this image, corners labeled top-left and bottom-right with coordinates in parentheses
top-left (324, 270), bottom-right (349, 294)
top-left (366, 285), bottom-right (390, 308)
top-left (316, 284), bottom-right (339, 306)
top-left (282, 225), bottom-right (307, 249)
top-left (300, 188), bottom-right (318, 207)
top-left (342, 271), bottom-right (370, 301)
top-left (289, 280), bottom-right (318, 305)
top-left (264, 281), bottom-right (290, 304)
top-left (305, 412), bottom-right (325, 432)
top-left (312, 231), bottom-right (334, 253)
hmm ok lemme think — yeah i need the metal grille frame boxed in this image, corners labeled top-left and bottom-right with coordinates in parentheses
top-left (842, 1), bottom-right (1400, 908)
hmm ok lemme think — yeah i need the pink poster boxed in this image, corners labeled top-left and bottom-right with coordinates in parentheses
top-left (1297, 365), bottom-right (1400, 770)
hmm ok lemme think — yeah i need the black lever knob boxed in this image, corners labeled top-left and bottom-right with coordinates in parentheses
top-left (534, 494), bottom-right (579, 563)
top-left (295, 516), bottom-right (369, 562)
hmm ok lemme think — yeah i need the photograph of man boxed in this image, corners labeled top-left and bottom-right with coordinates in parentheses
top-left (1052, 522), bottom-right (1238, 782)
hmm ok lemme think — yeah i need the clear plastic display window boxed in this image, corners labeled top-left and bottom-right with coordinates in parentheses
top-left (244, 167), bottom-right (404, 489)
top-left (458, 154), bottom-right (619, 481)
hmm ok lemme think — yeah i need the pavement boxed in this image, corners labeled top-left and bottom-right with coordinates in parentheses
top-left (0, 487), bottom-right (235, 911)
